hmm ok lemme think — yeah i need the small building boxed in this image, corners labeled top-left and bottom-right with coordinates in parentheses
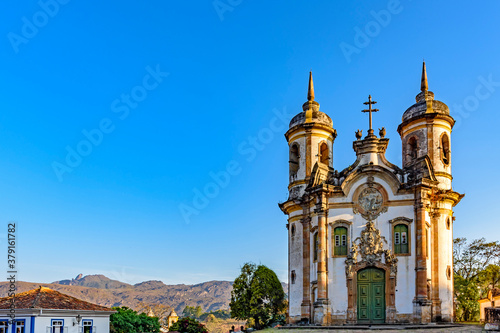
top-left (0, 286), bottom-right (115, 333)
top-left (166, 310), bottom-right (179, 330)
top-left (479, 288), bottom-right (500, 322)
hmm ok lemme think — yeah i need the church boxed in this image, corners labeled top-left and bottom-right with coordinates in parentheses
top-left (279, 63), bottom-right (463, 325)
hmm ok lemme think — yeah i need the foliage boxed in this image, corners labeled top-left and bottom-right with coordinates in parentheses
top-left (199, 309), bottom-right (231, 321)
top-left (453, 238), bottom-right (500, 322)
top-left (110, 306), bottom-right (161, 333)
top-left (170, 316), bottom-right (208, 333)
top-left (230, 262), bottom-right (286, 330)
top-left (454, 275), bottom-right (480, 322)
top-left (183, 305), bottom-right (204, 319)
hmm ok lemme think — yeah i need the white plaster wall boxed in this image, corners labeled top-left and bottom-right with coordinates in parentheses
top-left (326, 176), bottom-right (416, 315)
top-left (289, 220), bottom-right (303, 318)
top-left (438, 211), bottom-right (454, 319)
top-left (35, 316), bottom-right (110, 333)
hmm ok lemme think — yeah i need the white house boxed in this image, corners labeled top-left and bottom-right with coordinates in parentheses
top-left (0, 286), bottom-right (115, 333)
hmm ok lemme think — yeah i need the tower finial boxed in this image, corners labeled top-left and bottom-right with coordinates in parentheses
top-left (307, 71), bottom-right (315, 101)
top-left (421, 61), bottom-right (428, 92)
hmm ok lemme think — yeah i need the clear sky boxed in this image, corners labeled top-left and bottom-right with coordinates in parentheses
top-left (0, 1), bottom-right (499, 285)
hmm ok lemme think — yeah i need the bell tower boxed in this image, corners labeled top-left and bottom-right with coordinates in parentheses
top-left (397, 62), bottom-right (462, 323)
top-left (285, 72), bottom-right (337, 199)
top-left (397, 62), bottom-right (454, 190)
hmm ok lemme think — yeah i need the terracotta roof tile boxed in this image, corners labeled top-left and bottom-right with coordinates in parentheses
top-left (0, 287), bottom-right (113, 311)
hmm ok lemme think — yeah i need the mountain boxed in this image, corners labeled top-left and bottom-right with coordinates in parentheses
top-left (0, 274), bottom-right (288, 312)
top-left (0, 274), bottom-right (236, 312)
top-left (54, 274), bottom-right (132, 289)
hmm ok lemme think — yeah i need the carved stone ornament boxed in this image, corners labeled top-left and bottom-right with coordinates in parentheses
top-left (345, 221), bottom-right (398, 278)
top-left (353, 183), bottom-right (387, 221)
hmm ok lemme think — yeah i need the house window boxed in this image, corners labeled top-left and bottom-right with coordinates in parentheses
top-left (82, 320), bottom-right (93, 333)
top-left (14, 320), bottom-right (25, 333)
top-left (313, 232), bottom-right (318, 262)
top-left (51, 320), bottom-right (64, 333)
top-left (319, 142), bottom-right (329, 165)
top-left (0, 321), bottom-right (7, 333)
top-left (394, 224), bottom-right (409, 254)
top-left (334, 227), bottom-right (347, 256)
top-left (441, 134), bottom-right (450, 165)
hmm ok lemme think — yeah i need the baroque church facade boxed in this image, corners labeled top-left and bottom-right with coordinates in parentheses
top-left (279, 63), bottom-right (463, 325)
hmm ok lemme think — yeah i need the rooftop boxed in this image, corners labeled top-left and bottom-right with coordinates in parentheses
top-left (0, 286), bottom-right (113, 311)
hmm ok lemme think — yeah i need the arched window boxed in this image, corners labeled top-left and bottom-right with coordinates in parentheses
top-left (441, 134), bottom-right (450, 165)
top-left (334, 227), bottom-right (348, 256)
top-left (313, 232), bottom-right (319, 262)
top-left (394, 224), bottom-right (409, 254)
top-left (319, 142), bottom-right (329, 165)
top-left (408, 137), bottom-right (418, 161)
top-left (289, 143), bottom-right (300, 175)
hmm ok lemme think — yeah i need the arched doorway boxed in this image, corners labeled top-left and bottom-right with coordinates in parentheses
top-left (357, 267), bottom-right (385, 323)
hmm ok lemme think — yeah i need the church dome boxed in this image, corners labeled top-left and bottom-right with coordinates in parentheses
top-left (402, 92), bottom-right (450, 122)
top-left (289, 72), bottom-right (333, 128)
top-left (289, 107), bottom-right (333, 128)
top-left (402, 62), bottom-right (450, 123)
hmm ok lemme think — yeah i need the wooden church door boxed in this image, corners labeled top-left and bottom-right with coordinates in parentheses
top-left (357, 267), bottom-right (385, 323)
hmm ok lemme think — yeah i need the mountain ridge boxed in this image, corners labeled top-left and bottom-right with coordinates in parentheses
top-left (0, 274), bottom-right (287, 313)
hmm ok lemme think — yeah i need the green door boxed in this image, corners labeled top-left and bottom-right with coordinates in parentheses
top-left (357, 267), bottom-right (385, 324)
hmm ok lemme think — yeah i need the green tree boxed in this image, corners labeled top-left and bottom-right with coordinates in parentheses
top-left (453, 238), bottom-right (500, 321)
top-left (479, 264), bottom-right (500, 293)
top-left (229, 262), bottom-right (286, 329)
top-left (182, 305), bottom-right (204, 319)
top-left (170, 317), bottom-right (208, 333)
top-left (110, 306), bottom-right (161, 333)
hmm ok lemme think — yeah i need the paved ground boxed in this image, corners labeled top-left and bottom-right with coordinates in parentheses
top-left (264, 325), bottom-right (486, 332)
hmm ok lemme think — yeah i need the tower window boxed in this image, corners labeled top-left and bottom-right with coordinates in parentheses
top-left (291, 224), bottom-right (296, 238)
top-left (441, 134), bottom-right (450, 165)
top-left (313, 232), bottom-right (319, 262)
top-left (291, 270), bottom-right (296, 284)
top-left (446, 218), bottom-right (451, 230)
top-left (319, 142), bottom-right (329, 165)
top-left (289, 143), bottom-right (300, 175)
top-left (408, 137), bottom-right (418, 161)
top-left (394, 224), bottom-right (409, 254)
top-left (333, 227), bottom-right (347, 256)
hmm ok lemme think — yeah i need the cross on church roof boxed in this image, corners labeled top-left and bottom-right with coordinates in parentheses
top-left (362, 95), bottom-right (379, 138)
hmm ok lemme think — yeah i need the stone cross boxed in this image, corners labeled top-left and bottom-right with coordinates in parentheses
top-left (362, 95), bottom-right (379, 137)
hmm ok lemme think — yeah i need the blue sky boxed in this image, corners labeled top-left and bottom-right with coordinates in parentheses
top-left (0, 1), bottom-right (499, 285)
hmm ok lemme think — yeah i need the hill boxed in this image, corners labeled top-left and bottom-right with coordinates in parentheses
top-left (0, 274), bottom-right (238, 312)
